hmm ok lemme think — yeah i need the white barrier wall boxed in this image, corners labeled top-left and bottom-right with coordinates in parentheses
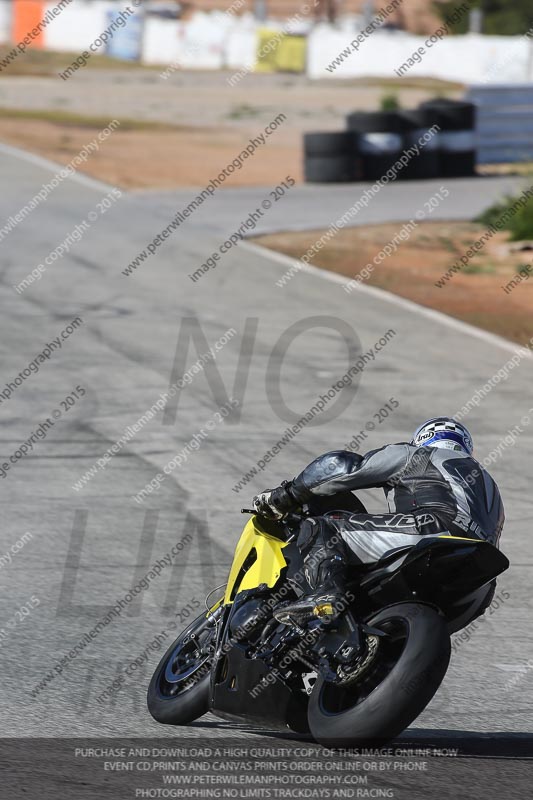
top-left (0, 0), bottom-right (11, 44)
top-left (4, 0), bottom-right (532, 84)
top-left (40, 0), bottom-right (144, 55)
top-left (43, 0), bottom-right (116, 52)
top-left (141, 16), bottom-right (182, 66)
top-left (142, 12), bottom-right (258, 70)
top-left (143, 19), bottom-right (533, 81)
top-left (142, 14), bottom-right (228, 69)
top-left (142, 13), bottom-right (232, 69)
top-left (307, 27), bottom-right (533, 84)
top-left (218, 15), bottom-right (257, 71)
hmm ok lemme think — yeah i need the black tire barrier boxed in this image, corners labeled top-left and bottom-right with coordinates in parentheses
top-left (302, 98), bottom-right (477, 183)
top-left (357, 132), bottom-right (404, 182)
top-left (304, 131), bottom-right (358, 157)
top-left (419, 98), bottom-right (475, 129)
top-left (419, 99), bottom-right (476, 177)
top-left (346, 111), bottom-right (404, 181)
top-left (399, 107), bottom-right (440, 180)
top-left (346, 111), bottom-right (403, 133)
top-left (304, 154), bottom-right (360, 183)
top-left (439, 131), bottom-right (477, 178)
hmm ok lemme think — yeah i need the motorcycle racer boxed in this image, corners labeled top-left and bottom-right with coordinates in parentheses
top-left (253, 417), bottom-right (505, 622)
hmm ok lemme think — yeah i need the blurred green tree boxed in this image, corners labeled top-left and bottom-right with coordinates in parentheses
top-left (436, 1), bottom-right (533, 36)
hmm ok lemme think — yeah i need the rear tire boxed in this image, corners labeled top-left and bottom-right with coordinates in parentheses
top-left (147, 612), bottom-right (215, 725)
top-left (308, 602), bottom-right (450, 746)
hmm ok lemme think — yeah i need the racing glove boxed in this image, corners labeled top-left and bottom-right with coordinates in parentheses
top-left (253, 481), bottom-right (298, 520)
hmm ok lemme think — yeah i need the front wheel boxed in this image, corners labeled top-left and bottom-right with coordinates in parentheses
top-left (147, 610), bottom-right (218, 725)
top-left (308, 602), bottom-right (451, 746)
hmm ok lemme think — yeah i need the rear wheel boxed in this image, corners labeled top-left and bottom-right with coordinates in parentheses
top-left (308, 602), bottom-right (450, 746)
top-left (147, 610), bottom-right (218, 725)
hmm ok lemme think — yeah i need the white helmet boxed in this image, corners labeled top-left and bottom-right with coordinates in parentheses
top-left (411, 417), bottom-right (473, 455)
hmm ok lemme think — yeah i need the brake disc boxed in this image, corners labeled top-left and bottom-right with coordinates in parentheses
top-left (336, 634), bottom-right (380, 686)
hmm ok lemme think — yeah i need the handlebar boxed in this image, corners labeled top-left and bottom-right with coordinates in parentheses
top-left (240, 506), bottom-right (308, 536)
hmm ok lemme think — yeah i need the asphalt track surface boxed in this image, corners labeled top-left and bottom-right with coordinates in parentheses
top-left (0, 146), bottom-right (532, 796)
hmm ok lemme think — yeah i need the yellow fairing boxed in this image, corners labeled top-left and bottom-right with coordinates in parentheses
top-left (223, 516), bottom-right (288, 605)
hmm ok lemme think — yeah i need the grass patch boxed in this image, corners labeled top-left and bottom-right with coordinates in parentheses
top-left (476, 192), bottom-right (533, 241)
top-left (0, 107), bottom-right (190, 132)
top-left (226, 103), bottom-right (263, 119)
top-left (319, 76), bottom-right (463, 93)
top-left (253, 220), bottom-right (533, 346)
top-left (462, 261), bottom-right (496, 275)
top-left (0, 46), bottom-right (151, 76)
top-left (438, 236), bottom-right (460, 253)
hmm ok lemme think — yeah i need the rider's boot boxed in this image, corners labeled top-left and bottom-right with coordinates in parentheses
top-left (274, 517), bottom-right (349, 626)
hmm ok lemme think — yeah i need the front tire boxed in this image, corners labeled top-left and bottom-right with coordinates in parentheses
top-left (308, 602), bottom-right (451, 746)
top-left (147, 611), bottom-right (216, 725)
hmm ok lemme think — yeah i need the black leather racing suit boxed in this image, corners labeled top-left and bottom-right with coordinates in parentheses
top-left (288, 443), bottom-right (504, 586)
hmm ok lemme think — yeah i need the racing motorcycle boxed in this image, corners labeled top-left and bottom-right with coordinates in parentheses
top-left (147, 492), bottom-right (509, 745)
